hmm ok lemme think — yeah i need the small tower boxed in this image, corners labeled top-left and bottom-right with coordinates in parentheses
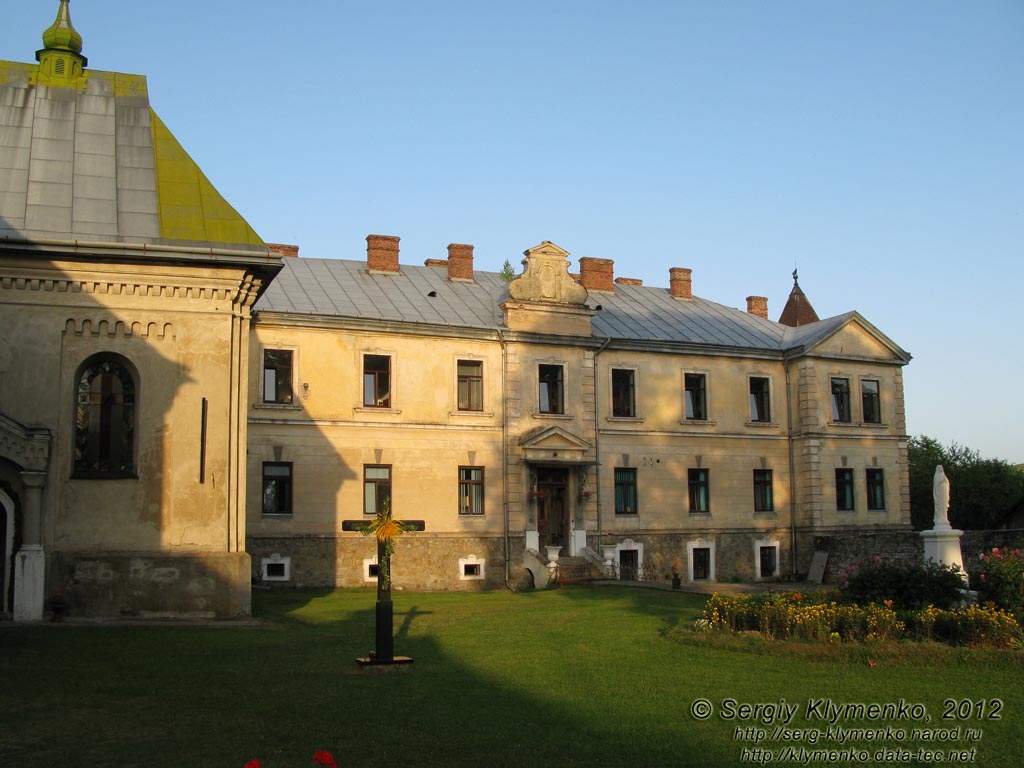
top-left (35, 0), bottom-right (88, 82)
top-left (778, 269), bottom-right (820, 327)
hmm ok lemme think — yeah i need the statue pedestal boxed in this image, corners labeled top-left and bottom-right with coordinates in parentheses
top-left (921, 527), bottom-right (965, 574)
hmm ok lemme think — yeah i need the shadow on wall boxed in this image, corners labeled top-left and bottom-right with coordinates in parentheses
top-left (0, 224), bottom-right (261, 618)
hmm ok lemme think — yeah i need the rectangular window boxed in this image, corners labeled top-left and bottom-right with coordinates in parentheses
top-left (753, 469), bottom-right (774, 512)
top-left (684, 373), bottom-right (707, 420)
top-left (457, 360), bottom-right (484, 411)
top-left (262, 462), bottom-right (292, 516)
top-left (363, 355), bottom-right (391, 408)
top-left (611, 369), bottom-right (636, 417)
top-left (538, 364), bottom-right (564, 415)
top-left (835, 468), bottom-right (854, 511)
top-left (688, 468), bottom-right (710, 514)
top-left (262, 350), bottom-right (293, 404)
top-left (831, 377), bottom-right (851, 422)
top-left (458, 466), bottom-right (484, 516)
top-left (862, 380), bottom-right (881, 424)
top-left (364, 465), bottom-right (392, 516)
top-left (614, 468), bottom-right (637, 515)
top-left (866, 468), bottom-right (885, 510)
top-left (749, 377), bottom-right (771, 422)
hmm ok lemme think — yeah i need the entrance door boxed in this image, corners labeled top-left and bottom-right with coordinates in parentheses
top-left (536, 468), bottom-right (569, 550)
top-left (619, 549), bottom-right (639, 581)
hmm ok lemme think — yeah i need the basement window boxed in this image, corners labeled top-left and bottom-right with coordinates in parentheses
top-left (459, 555), bottom-right (485, 581)
top-left (261, 555), bottom-right (291, 582)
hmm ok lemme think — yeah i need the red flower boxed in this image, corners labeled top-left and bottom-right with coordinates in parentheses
top-left (313, 751), bottom-right (338, 768)
top-left (244, 761), bottom-right (261, 768)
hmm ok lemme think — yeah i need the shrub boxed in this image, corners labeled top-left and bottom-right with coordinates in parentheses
top-left (838, 557), bottom-right (965, 610)
top-left (977, 547), bottom-right (1024, 619)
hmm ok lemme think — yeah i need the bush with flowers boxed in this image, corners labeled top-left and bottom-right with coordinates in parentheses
top-left (838, 556), bottom-right (965, 610)
top-left (976, 547), bottom-right (1024, 620)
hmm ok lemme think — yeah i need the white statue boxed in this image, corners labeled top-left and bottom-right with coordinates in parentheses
top-left (932, 465), bottom-right (951, 530)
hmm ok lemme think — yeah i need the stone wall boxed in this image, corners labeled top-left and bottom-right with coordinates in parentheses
top-left (813, 529), bottom-right (1024, 583)
top-left (49, 552), bottom-right (251, 618)
top-left (248, 534), bottom-right (529, 591)
top-left (591, 529), bottom-right (794, 584)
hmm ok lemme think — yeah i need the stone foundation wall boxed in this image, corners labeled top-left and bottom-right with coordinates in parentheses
top-left (48, 551), bottom-right (252, 618)
top-left (813, 529), bottom-right (1024, 583)
top-left (591, 529), bottom-right (794, 584)
top-left (248, 535), bottom-right (530, 591)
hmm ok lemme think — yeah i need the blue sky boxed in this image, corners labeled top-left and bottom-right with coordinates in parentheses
top-left (4, 1), bottom-right (1023, 462)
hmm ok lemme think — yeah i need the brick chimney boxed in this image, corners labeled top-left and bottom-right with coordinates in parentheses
top-left (579, 257), bottom-right (614, 292)
top-left (669, 267), bottom-right (692, 299)
top-left (267, 243), bottom-right (299, 258)
top-left (615, 277), bottom-right (643, 286)
top-left (746, 296), bottom-right (769, 319)
top-left (447, 243), bottom-right (474, 281)
top-left (367, 234), bottom-right (400, 273)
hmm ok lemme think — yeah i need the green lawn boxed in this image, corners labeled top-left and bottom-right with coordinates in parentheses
top-left (1, 586), bottom-right (1022, 767)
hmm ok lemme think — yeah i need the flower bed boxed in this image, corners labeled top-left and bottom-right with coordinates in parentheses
top-left (701, 591), bottom-right (1022, 649)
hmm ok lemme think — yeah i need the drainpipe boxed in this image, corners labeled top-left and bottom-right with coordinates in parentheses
top-left (593, 336), bottom-right (612, 550)
top-left (499, 329), bottom-right (512, 589)
top-left (785, 360), bottom-right (798, 580)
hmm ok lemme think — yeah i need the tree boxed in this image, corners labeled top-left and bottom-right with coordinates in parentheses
top-left (499, 259), bottom-right (516, 282)
top-left (907, 435), bottom-right (1024, 531)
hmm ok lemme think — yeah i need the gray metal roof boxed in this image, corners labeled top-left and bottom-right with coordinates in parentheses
top-left (255, 257), bottom-right (884, 355)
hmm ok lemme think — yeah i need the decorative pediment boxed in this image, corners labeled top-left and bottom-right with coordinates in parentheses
top-left (502, 241), bottom-right (595, 336)
top-left (519, 425), bottom-right (592, 464)
top-left (508, 241), bottom-right (589, 306)
top-left (0, 411), bottom-right (51, 472)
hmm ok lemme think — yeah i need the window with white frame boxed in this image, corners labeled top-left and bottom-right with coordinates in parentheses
top-left (861, 379), bottom-right (881, 424)
top-left (684, 372), bottom-right (707, 420)
top-left (611, 368), bottom-right (636, 417)
top-left (262, 349), bottom-right (294, 405)
top-left (458, 467), bottom-right (484, 516)
top-left (831, 377), bottom-right (852, 422)
top-left (749, 377), bottom-right (771, 422)
top-left (538, 364), bottom-right (565, 414)
top-left (457, 360), bottom-right (484, 412)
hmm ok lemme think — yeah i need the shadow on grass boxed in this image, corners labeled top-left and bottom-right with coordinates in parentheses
top-left (0, 586), bottom-right (736, 768)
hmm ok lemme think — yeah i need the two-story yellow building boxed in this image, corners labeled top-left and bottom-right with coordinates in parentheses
top-left (246, 237), bottom-right (911, 591)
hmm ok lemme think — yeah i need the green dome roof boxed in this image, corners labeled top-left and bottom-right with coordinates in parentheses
top-left (41, 0), bottom-right (83, 54)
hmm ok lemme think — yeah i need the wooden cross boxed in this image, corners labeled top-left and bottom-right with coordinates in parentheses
top-left (341, 517), bottom-right (425, 665)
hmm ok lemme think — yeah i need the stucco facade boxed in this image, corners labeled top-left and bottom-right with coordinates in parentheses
top-left (246, 240), bottom-right (911, 592)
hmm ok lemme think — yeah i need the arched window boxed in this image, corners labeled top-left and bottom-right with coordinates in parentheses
top-left (73, 355), bottom-right (137, 477)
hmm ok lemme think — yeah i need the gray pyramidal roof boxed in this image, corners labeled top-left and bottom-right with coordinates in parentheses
top-left (256, 257), bottom-right (906, 358)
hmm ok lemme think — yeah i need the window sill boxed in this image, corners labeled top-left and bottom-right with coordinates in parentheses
top-left (449, 410), bottom-right (495, 418)
top-left (829, 420), bottom-right (888, 428)
top-left (71, 472), bottom-right (138, 480)
top-left (607, 416), bottom-right (644, 423)
top-left (754, 511), bottom-right (777, 518)
top-left (745, 421), bottom-right (778, 428)
top-left (533, 412), bottom-right (572, 420)
top-left (458, 513), bottom-right (486, 518)
top-left (261, 513), bottom-right (293, 519)
top-left (354, 406), bottom-right (403, 415)
top-left (679, 419), bottom-right (717, 426)
top-left (254, 402), bottom-right (303, 411)
top-left (688, 511), bottom-right (711, 517)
